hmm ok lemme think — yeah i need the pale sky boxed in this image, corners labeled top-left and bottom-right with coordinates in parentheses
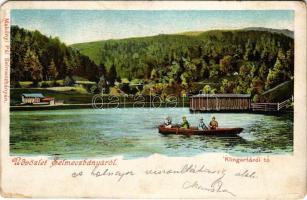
top-left (11, 10), bottom-right (294, 45)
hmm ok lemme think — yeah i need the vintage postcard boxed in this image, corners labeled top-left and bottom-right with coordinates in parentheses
top-left (0, 1), bottom-right (306, 199)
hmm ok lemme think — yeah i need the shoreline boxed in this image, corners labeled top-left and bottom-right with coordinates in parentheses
top-left (10, 103), bottom-right (293, 115)
top-left (10, 102), bottom-right (189, 111)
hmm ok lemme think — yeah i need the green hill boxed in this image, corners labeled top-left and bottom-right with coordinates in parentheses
top-left (71, 29), bottom-right (293, 70)
top-left (11, 26), bottom-right (294, 98)
top-left (71, 28), bottom-right (294, 96)
top-left (11, 26), bottom-right (99, 86)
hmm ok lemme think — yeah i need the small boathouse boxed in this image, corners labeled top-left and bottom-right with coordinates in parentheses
top-left (189, 94), bottom-right (251, 111)
top-left (21, 93), bottom-right (45, 104)
top-left (21, 93), bottom-right (55, 105)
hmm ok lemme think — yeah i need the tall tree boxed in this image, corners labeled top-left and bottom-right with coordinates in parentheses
top-left (23, 48), bottom-right (43, 85)
top-left (11, 26), bottom-right (100, 83)
top-left (265, 58), bottom-right (284, 89)
top-left (219, 55), bottom-right (233, 75)
top-left (47, 59), bottom-right (58, 80)
top-left (63, 56), bottom-right (73, 76)
top-left (150, 68), bottom-right (157, 80)
top-left (98, 63), bottom-right (107, 77)
top-left (108, 64), bottom-right (117, 86)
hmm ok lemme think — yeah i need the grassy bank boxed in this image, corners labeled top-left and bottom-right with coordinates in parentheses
top-left (10, 101), bottom-right (190, 111)
top-left (10, 88), bottom-right (94, 105)
top-left (10, 88), bottom-right (189, 107)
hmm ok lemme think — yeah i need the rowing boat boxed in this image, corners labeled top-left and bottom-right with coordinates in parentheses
top-left (158, 125), bottom-right (243, 136)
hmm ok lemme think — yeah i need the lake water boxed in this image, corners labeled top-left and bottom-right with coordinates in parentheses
top-left (10, 108), bottom-right (293, 159)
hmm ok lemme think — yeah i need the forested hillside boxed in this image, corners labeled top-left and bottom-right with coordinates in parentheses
top-left (11, 26), bottom-right (99, 86)
top-left (11, 25), bottom-right (294, 101)
top-left (72, 29), bottom-right (294, 99)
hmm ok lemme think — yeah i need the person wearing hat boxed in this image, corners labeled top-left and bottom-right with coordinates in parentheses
top-left (164, 116), bottom-right (172, 128)
top-left (209, 116), bottom-right (218, 130)
top-left (198, 117), bottom-right (208, 130)
top-left (181, 116), bottom-right (190, 129)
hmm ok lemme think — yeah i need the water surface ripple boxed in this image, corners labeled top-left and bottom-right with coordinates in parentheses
top-left (10, 108), bottom-right (293, 159)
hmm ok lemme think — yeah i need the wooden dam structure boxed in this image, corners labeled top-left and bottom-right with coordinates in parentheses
top-left (189, 94), bottom-right (292, 112)
top-left (190, 94), bottom-right (251, 111)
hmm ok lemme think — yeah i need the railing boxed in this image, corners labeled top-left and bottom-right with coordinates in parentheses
top-left (251, 97), bottom-right (293, 112)
top-left (277, 98), bottom-right (292, 111)
top-left (251, 103), bottom-right (278, 111)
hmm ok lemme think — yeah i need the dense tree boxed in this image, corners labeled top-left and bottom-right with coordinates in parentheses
top-left (47, 59), bottom-right (58, 80)
top-left (73, 29), bottom-right (293, 87)
top-left (97, 75), bottom-right (108, 93)
top-left (11, 26), bottom-right (99, 83)
top-left (244, 39), bottom-right (253, 61)
top-left (12, 25), bottom-right (294, 98)
top-left (150, 68), bottom-right (157, 80)
top-left (63, 56), bottom-right (73, 76)
top-left (219, 55), bottom-right (233, 75)
top-left (266, 58), bottom-right (284, 89)
top-left (202, 85), bottom-right (216, 94)
top-left (64, 76), bottom-right (75, 86)
top-left (108, 64), bottom-right (117, 86)
top-left (23, 48), bottom-right (43, 85)
top-left (98, 63), bottom-right (107, 78)
top-left (220, 79), bottom-right (236, 93)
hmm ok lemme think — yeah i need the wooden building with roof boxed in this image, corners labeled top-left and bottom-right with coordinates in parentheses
top-left (21, 93), bottom-right (45, 104)
top-left (21, 93), bottom-right (55, 105)
top-left (189, 94), bottom-right (251, 111)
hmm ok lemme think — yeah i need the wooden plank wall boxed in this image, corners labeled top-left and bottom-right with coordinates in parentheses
top-left (190, 97), bottom-right (251, 111)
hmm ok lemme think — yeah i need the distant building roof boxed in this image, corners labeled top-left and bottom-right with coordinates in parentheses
top-left (190, 94), bottom-right (251, 98)
top-left (42, 97), bottom-right (54, 100)
top-left (21, 93), bottom-right (44, 98)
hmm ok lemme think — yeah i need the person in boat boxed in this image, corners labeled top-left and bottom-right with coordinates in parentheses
top-left (209, 116), bottom-right (219, 130)
top-left (181, 116), bottom-right (190, 129)
top-left (198, 117), bottom-right (208, 130)
top-left (164, 116), bottom-right (172, 128)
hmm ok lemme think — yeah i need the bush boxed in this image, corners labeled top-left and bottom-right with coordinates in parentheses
top-left (19, 81), bottom-right (33, 88)
top-left (90, 85), bottom-right (98, 94)
top-left (64, 76), bottom-right (75, 86)
top-left (253, 94), bottom-right (260, 103)
top-left (38, 81), bottom-right (55, 88)
top-left (72, 76), bottom-right (88, 81)
top-left (40, 82), bottom-right (49, 88)
top-left (55, 80), bottom-right (64, 86)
